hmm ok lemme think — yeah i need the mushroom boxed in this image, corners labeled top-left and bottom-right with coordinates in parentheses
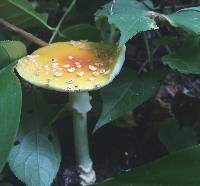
top-left (16, 41), bottom-right (126, 185)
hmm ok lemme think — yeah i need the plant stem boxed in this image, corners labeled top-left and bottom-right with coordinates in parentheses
top-left (108, 25), bottom-right (116, 44)
top-left (69, 91), bottom-right (96, 185)
top-left (155, 31), bottom-right (172, 54)
top-left (49, 0), bottom-right (77, 44)
top-left (143, 32), bottom-right (153, 70)
top-left (0, 18), bottom-right (48, 47)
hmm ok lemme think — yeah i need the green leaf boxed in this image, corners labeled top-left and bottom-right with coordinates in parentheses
top-left (60, 24), bottom-right (101, 42)
top-left (0, 40), bottom-right (27, 68)
top-left (0, 0), bottom-right (53, 29)
top-left (159, 118), bottom-right (197, 153)
top-left (0, 65), bottom-right (22, 172)
top-left (93, 68), bottom-right (165, 132)
top-left (95, 0), bottom-right (158, 47)
top-left (8, 93), bottom-right (61, 186)
top-left (163, 6), bottom-right (200, 34)
top-left (94, 145), bottom-right (200, 186)
top-left (162, 38), bottom-right (200, 74)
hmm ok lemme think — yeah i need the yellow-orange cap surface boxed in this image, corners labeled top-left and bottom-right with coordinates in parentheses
top-left (16, 41), bottom-right (125, 92)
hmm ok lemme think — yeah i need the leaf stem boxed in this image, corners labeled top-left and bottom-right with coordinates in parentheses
top-left (0, 18), bottom-right (48, 47)
top-left (49, 0), bottom-right (77, 44)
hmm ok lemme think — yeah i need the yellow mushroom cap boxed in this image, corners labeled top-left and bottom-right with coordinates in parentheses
top-left (16, 41), bottom-right (125, 92)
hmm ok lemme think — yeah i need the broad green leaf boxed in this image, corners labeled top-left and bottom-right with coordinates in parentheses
top-left (94, 145), bottom-right (200, 186)
top-left (163, 6), bottom-right (200, 34)
top-left (0, 65), bottom-right (22, 172)
top-left (0, 0), bottom-right (53, 29)
top-left (93, 68), bottom-right (165, 132)
top-left (162, 38), bottom-right (200, 74)
top-left (8, 93), bottom-right (61, 186)
top-left (9, 127), bottom-right (61, 186)
top-left (159, 118), bottom-right (197, 153)
top-left (0, 40), bottom-right (27, 68)
top-left (60, 24), bottom-right (101, 42)
top-left (95, 0), bottom-right (158, 47)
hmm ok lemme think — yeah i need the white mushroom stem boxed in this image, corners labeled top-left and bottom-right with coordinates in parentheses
top-left (69, 91), bottom-right (96, 185)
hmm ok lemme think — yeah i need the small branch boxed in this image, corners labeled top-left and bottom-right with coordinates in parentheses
top-left (137, 47), bottom-right (158, 75)
top-left (49, 0), bottom-right (77, 43)
top-left (137, 59), bottom-right (148, 75)
top-left (0, 18), bottom-right (48, 47)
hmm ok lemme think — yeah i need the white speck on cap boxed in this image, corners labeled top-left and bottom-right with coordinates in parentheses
top-left (96, 83), bottom-right (101, 88)
top-left (77, 72), bottom-right (84, 77)
top-left (68, 56), bottom-right (73, 59)
top-left (63, 64), bottom-right (70, 68)
top-left (88, 77), bottom-right (96, 81)
top-left (76, 64), bottom-right (82, 68)
top-left (54, 71), bottom-right (63, 77)
top-left (89, 65), bottom-right (97, 71)
top-left (67, 68), bottom-right (75, 72)
top-left (75, 61), bottom-right (81, 66)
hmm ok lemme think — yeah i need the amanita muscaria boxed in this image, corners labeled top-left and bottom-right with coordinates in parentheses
top-left (16, 41), bottom-right (125, 185)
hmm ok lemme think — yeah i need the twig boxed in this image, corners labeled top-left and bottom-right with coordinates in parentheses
top-left (0, 18), bottom-right (48, 47)
top-left (137, 47), bottom-right (158, 75)
top-left (137, 59), bottom-right (148, 75)
top-left (49, 0), bottom-right (77, 43)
